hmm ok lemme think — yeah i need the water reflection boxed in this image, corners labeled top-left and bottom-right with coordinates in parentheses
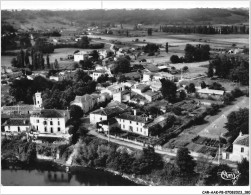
top-left (2, 165), bottom-right (140, 186)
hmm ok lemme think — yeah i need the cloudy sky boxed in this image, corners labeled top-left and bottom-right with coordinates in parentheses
top-left (1, 0), bottom-right (249, 10)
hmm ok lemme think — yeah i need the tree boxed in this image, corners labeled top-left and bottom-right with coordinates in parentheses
top-left (182, 66), bottom-right (188, 72)
top-left (187, 83), bottom-right (196, 93)
top-left (46, 55), bottom-right (50, 69)
top-left (170, 55), bottom-right (180, 64)
top-left (34, 37), bottom-right (54, 53)
top-left (160, 78), bottom-right (177, 102)
top-left (236, 158), bottom-right (249, 186)
top-left (143, 43), bottom-right (159, 53)
top-left (165, 42), bottom-right (168, 53)
top-left (11, 57), bottom-right (18, 67)
top-left (179, 90), bottom-right (186, 100)
top-left (207, 63), bottom-right (214, 77)
top-left (113, 57), bottom-right (130, 74)
top-left (223, 93), bottom-right (234, 105)
top-left (79, 59), bottom-right (93, 70)
top-left (175, 147), bottom-right (196, 176)
top-left (89, 50), bottom-right (99, 61)
top-left (69, 105), bottom-right (84, 119)
top-left (54, 59), bottom-right (59, 70)
top-left (201, 81), bottom-right (207, 89)
top-left (225, 108), bottom-right (249, 137)
top-left (77, 36), bottom-right (89, 48)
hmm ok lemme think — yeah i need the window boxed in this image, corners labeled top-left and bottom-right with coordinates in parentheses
top-left (130, 121), bottom-right (132, 124)
top-left (51, 127), bottom-right (53, 133)
top-left (123, 125), bottom-right (125, 129)
top-left (226, 153), bottom-right (229, 159)
top-left (45, 127), bottom-right (47, 132)
top-left (50, 121), bottom-right (53, 125)
top-left (36, 119), bottom-right (39, 123)
top-left (140, 128), bottom-right (142, 132)
top-left (58, 121), bottom-right (60, 125)
top-left (44, 121), bottom-right (47, 125)
top-left (136, 122), bottom-right (138, 125)
top-left (241, 147), bottom-right (244, 153)
top-left (58, 127), bottom-right (61, 132)
top-left (18, 126), bottom-right (20, 132)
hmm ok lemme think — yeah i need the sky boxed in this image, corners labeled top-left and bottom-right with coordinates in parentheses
top-left (1, 0), bottom-right (250, 10)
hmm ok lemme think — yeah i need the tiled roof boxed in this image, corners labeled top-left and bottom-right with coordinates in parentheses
top-left (107, 101), bottom-right (128, 110)
top-left (197, 88), bottom-right (225, 96)
top-left (1, 113), bottom-right (30, 119)
top-left (234, 134), bottom-right (249, 147)
top-left (116, 113), bottom-right (151, 123)
top-left (4, 119), bottom-right (30, 126)
top-left (135, 84), bottom-right (149, 90)
top-left (98, 118), bottom-right (118, 125)
top-left (31, 109), bottom-right (68, 118)
top-left (2, 105), bottom-right (41, 112)
top-left (91, 106), bottom-right (125, 116)
top-left (143, 64), bottom-right (160, 72)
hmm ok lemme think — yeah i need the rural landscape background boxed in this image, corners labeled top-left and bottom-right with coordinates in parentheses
top-left (1, 1), bottom-right (250, 192)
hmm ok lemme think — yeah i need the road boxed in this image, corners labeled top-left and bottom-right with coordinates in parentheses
top-left (88, 128), bottom-right (237, 168)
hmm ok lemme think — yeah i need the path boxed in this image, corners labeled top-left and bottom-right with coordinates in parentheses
top-left (65, 142), bottom-right (79, 166)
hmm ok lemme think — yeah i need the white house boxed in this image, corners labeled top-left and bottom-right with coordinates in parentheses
top-left (197, 88), bottom-right (225, 99)
top-left (115, 111), bottom-right (152, 136)
top-left (222, 133), bottom-right (249, 163)
top-left (90, 106), bottom-right (127, 124)
top-left (143, 72), bottom-right (175, 82)
top-left (91, 70), bottom-right (107, 81)
top-left (30, 109), bottom-right (70, 135)
top-left (74, 51), bottom-right (90, 62)
top-left (3, 119), bottom-right (30, 133)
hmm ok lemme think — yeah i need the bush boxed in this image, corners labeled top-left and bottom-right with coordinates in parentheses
top-left (170, 55), bottom-right (180, 64)
top-left (231, 88), bottom-right (243, 98)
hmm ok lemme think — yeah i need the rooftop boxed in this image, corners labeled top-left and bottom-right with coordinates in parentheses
top-left (2, 105), bottom-right (41, 112)
top-left (91, 106), bottom-right (126, 116)
top-left (98, 118), bottom-right (118, 125)
top-left (116, 113), bottom-right (151, 123)
top-left (31, 109), bottom-right (68, 118)
top-left (233, 134), bottom-right (249, 147)
top-left (143, 64), bottom-right (160, 72)
top-left (4, 119), bottom-right (30, 126)
top-left (144, 90), bottom-right (160, 97)
top-left (197, 88), bottom-right (225, 95)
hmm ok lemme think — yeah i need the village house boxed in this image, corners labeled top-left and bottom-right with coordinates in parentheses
top-left (113, 90), bottom-right (131, 103)
top-left (100, 83), bottom-right (126, 97)
top-left (115, 110), bottom-right (152, 136)
top-left (70, 94), bottom-right (99, 114)
top-left (196, 88), bottom-right (225, 99)
top-left (90, 106), bottom-right (127, 124)
top-left (222, 133), bottom-right (249, 163)
top-left (143, 72), bottom-right (175, 82)
top-left (30, 109), bottom-right (70, 135)
top-left (131, 83), bottom-right (161, 102)
top-left (2, 119), bottom-right (30, 133)
top-left (74, 51), bottom-right (90, 62)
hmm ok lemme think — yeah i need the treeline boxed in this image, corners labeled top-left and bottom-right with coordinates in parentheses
top-left (161, 25), bottom-right (249, 34)
top-left (208, 55), bottom-right (249, 85)
top-left (170, 44), bottom-right (210, 63)
top-left (2, 8), bottom-right (249, 25)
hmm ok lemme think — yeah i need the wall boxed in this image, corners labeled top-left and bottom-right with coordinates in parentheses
top-left (30, 117), bottom-right (67, 134)
top-left (90, 113), bottom-right (107, 124)
top-left (4, 125), bottom-right (29, 133)
top-left (116, 118), bottom-right (148, 136)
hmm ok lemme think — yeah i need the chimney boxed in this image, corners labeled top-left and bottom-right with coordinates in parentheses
top-left (239, 131), bottom-right (243, 137)
top-left (134, 109), bottom-right (136, 116)
top-left (101, 107), bottom-right (103, 110)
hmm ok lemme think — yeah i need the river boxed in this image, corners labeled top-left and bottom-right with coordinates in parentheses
top-left (1, 161), bottom-right (140, 186)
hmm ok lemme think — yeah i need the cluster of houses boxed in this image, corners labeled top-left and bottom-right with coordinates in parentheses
top-left (1, 92), bottom-right (70, 142)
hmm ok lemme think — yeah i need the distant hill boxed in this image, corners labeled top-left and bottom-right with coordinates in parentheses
top-left (1, 8), bottom-right (249, 30)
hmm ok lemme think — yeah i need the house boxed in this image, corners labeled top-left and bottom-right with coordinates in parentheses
top-left (222, 133), bottom-right (249, 162)
top-left (143, 72), bottom-right (174, 82)
top-left (197, 88), bottom-right (225, 99)
top-left (70, 94), bottom-right (99, 114)
top-left (97, 118), bottom-right (119, 133)
top-left (74, 51), bottom-right (90, 62)
top-left (101, 83), bottom-right (126, 97)
top-left (115, 111), bottom-right (152, 136)
top-left (30, 109), bottom-right (70, 135)
top-left (90, 106), bottom-right (127, 124)
top-left (2, 119), bottom-right (30, 133)
top-left (131, 83), bottom-right (150, 95)
top-left (113, 90), bottom-right (131, 103)
top-left (92, 70), bottom-right (107, 81)
top-left (143, 64), bottom-right (160, 73)
top-left (143, 90), bottom-right (162, 102)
